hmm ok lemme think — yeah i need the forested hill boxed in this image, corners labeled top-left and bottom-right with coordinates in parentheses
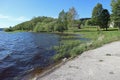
top-left (4, 15), bottom-right (91, 32)
top-left (4, 7), bottom-right (94, 32)
top-left (4, 2), bottom-right (118, 32)
top-left (4, 16), bottom-right (57, 32)
top-left (5, 7), bottom-right (82, 32)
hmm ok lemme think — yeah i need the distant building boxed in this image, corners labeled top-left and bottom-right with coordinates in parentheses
top-left (80, 18), bottom-right (91, 21)
top-left (109, 21), bottom-right (114, 28)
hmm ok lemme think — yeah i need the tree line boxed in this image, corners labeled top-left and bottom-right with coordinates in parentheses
top-left (5, 0), bottom-right (120, 32)
top-left (5, 7), bottom-right (79, 32)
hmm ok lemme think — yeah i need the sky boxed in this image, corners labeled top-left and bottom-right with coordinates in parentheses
top-left (0, 0), bottom-right (111, 28)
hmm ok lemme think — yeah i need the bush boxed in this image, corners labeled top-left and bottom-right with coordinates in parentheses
top-left (4, 28), bottom-right (13, 32)
top-left (33, 22), bottom-right (45, 32)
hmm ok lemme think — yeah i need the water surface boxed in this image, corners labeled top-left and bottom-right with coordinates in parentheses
top-left (0, 31), bottom-right (89, 80)
top-left (0, 32), bottom-right (59, 80)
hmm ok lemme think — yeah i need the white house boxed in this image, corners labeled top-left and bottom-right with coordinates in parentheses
top-left (109, 21), bottom-right (114, 28)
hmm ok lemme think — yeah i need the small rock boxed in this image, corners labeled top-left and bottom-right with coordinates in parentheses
top-left (106, 54), bottom-right (111, 56)
top-left (109, 71), bottom-right (114, 74)
top-left (99, 60), bottom-right (104, 62)
top-left (69, 65), bottom-right (79, 69)
top-left (62, 58), bottom-right (67, 62)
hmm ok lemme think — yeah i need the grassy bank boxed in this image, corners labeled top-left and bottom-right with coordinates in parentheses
top-left (53, 27), bottom-right (120, 61)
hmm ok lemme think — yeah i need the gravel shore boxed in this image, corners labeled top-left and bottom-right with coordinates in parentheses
top-left (37, 41), bottom-right (120, 80)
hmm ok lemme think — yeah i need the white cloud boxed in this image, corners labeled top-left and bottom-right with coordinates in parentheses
top-left (0, 14), bottom-right (29, 28)
top-left (0, 14), bottom-right (9, 19)
top-left (0, 14), bottom-right (28, 21)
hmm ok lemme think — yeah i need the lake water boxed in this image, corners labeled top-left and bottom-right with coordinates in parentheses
top-left (0, 32), bottom-right (60, 80)
top-left (0, 31), bottom-right (89, 80)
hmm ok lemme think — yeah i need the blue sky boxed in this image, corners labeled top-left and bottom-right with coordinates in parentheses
top-left (0, 0), bottom-right (111, 28)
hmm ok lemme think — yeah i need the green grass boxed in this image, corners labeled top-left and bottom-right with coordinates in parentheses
top-left (53, 40), bottom-right (81, 60)
top-left (53, 27), bottom-right (120, 61)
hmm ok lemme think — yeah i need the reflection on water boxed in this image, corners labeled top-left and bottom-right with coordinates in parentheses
top-left (0, 32), bottom-right (59, 80)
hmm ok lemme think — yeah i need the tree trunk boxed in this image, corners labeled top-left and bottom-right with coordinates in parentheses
top-left (78, 24), bottom-right (81, 29)
top-left (106, 27), bottom-right (108, 31)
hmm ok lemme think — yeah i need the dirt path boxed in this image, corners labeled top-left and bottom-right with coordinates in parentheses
top-left (37, 41), bottom-right (120, 80)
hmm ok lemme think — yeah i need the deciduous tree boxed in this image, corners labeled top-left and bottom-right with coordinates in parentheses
top-left (111, 0), bottom-right (120, 30)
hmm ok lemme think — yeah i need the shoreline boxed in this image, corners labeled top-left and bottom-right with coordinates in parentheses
top-left (22, 41), bottom-right (120, 80)
top-left (37, 41), bottom-right (120, 80)
top-left (7, 30), bottom-right (119, 80)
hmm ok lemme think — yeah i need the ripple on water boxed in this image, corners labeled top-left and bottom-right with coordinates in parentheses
top-left (0, 32), bottom-right (89, 80)
top-left (0, 32), bottom-right (59, 80)
top-left (0, 51), bottom-right (11, 60)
